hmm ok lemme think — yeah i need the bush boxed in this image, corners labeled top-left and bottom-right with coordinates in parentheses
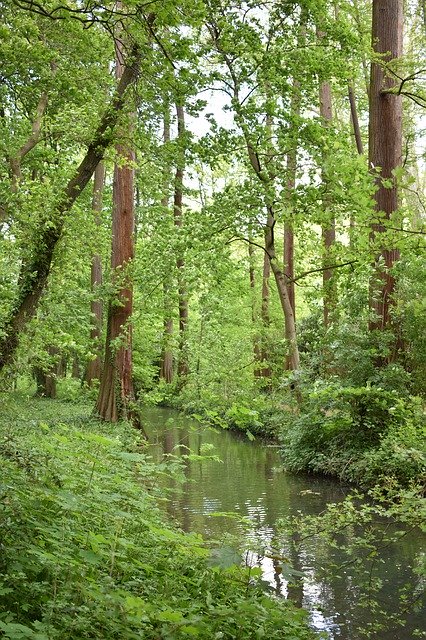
top-left (280, 383), bottom-right (425, 486)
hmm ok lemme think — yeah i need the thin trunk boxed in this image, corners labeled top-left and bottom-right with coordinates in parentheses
top-left (86, 161), bottom-right (105, 386)
top-left (348, 82), bottom-right (364, 155)
top-left (96, 32), bottom-right (137, 423)
top-left (265, 208), bottom-right (300, 372)
top-left (260, 249), bottom-right (271, 378)
top-left (159, 107), bottom-right (174, 384)
top-left (369, 0), bottom-right (403, 344)
top-left (0, 43), bottom-right (141, 371)
top-left (348, 82), bottom-right (364, 244)
top-left (9, 91), bottom-right (49, 193)
top-left (319, 74), bottom-right (336, 329)
top-left (248, 242), bottom-right (262, 375)
top-left (174, 103), bottom-right (189, 381)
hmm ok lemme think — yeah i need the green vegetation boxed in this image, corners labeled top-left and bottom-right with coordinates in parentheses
top-left (0, 0), bottom-right (425, 637)
top-left (0, 392), bottom-right (315, 640)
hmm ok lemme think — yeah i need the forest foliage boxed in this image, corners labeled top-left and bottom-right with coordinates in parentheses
top-left (0, 0), bottom-right (425, 636)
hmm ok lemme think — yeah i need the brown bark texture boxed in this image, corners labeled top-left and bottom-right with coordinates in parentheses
top-left (159, 107), bottom-right (174, 384)
top-left (174, 103), bottom-right (189, 380)
top-left (95, 36), bottom-right (137, 422)
top-left (85, 161), bottom-right (105, 386)
top-left (284, 78), bottom-right (300, 338)
top-left (0, 44), bottom-right (140, 371)
top-left (369, 0), bottom-right (403, 334)
top-left (318, 48), bottom-right (337, 329)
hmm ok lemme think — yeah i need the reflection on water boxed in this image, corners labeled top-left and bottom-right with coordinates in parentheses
top-left (142, 407), bottom-right (425, 639)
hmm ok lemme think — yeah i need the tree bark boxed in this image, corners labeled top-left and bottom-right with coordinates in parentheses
top-left (259, 249), bottom-right (271, 378)
top-left (265, 208), bottom-right (300, 372)
top-left (318, 36), bottom-right (336, 329)
top-left (348, 81), bottom-right (364, 156)
top-left (369, 0), bottom-right (403, 339)
top-left (283, 13), bottom-right (306, 328)
top-left (159, 107), bottom-right (174, 384)
top-left (85, 161), bottom-right (105, 386)
top-left (248, 241), bottom-right (263, 373)
top-left (95, 34), bottom-right (137, 423)
top-left (284, 79), bottom-right (300, 370)
top-left (0, 43), bottom-right (141, 371)
top-left (174, 103), bottom-right (189, 381)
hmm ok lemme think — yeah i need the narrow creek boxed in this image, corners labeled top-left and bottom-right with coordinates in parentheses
top-left (142, 407), bottom-right (425, 639)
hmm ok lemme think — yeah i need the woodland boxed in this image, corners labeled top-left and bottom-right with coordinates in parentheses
top-left (0, 0), bottom-right (425, 638)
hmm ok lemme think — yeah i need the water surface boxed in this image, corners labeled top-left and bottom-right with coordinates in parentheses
top-left (142, 407), bottom-right (425, 639)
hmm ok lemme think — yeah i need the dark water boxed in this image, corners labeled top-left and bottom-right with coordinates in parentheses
top-left (142, 407), bottom-right (425, 639)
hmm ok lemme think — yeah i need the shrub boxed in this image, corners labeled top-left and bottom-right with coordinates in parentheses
top-left (280, 383), bottom-right (425, 486)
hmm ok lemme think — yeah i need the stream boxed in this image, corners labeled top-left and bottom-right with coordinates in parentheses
top-left (142, 407), bottom-right (425, 639)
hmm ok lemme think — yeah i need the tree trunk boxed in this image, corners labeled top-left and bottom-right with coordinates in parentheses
top-left (174, 103), bottom-right (189, 381)
top-left (0, 43), bottom-right (141, 371)
top-left (348, 82), bottom-right (364, 156)
top-left (348, 81), bottom-right (364, 244)
top-left (159, 107), bottom-right (174, 384)
top-left (318, 44), bottom-right (336, 329)
top-left (284, 79), bottom-right (300, 371)
top-left (265, 208), bottom-right (300, 372)
top-left (248, 242), bottom-right (262, 375)
top-left (96, 34), bottom-right (137, 423)
top-left (368, 0), bottom-right (403, 341)
top-left (259, 249), bottom-right (271, 378)
top-left (283, 14), bottom-right (306, 328)
top-left (34, 346), bottom-right (58, 398)
top-left (86, 161), bottom-right (105, 386)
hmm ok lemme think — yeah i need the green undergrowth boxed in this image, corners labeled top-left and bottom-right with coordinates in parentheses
top-left (279, 383), bottom-right (426, 491)
top-left (0, 392), bottom-right (316, 640)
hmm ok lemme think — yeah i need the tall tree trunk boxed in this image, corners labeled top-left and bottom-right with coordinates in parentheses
top-left (369, 0), bottom-right (403, 343)
top-left (284, 81), bottom-right (300, 371)
top-left (0, 43), bottom-right (141, 371)
top-left (96, 34), bottom-right (137, 423)
top-left (86, 161), bottom-right (105, 386)
top-left (159, 107), bottom-right (174, 384)
top-left (283, 14), bottom-right (306, 329)
top-left (174, 103), bottom-right (189, 381)
top-left (318, 40), bottom-right (337, 329)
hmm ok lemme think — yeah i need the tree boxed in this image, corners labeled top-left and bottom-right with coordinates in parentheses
top-left (96, 31), bottom-right (138, 423)
top-left (85, 161), bottom-right (106, 386)
top-left (368, 0), bottom-right (403, 349)
top-left (174, 102), bottom-right (190, 381)
top-left (0, 31), bottom-right (141, 371)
